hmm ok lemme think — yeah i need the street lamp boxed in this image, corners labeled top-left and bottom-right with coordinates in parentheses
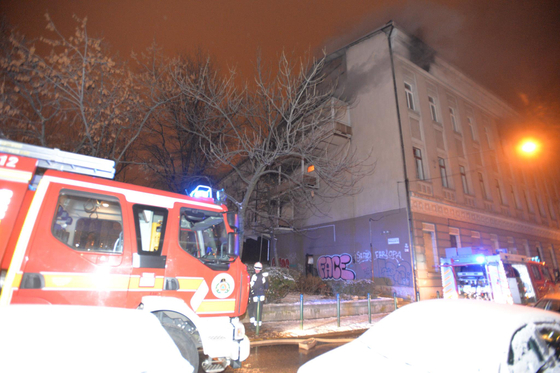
top-left (517, 138), bottom-right (541, 158)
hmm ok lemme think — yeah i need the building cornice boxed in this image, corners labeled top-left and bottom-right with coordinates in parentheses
top-left (410, 196), bottom-right (560, 241)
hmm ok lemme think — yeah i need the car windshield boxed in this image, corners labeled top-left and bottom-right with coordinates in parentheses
top-left (178, 208), bottom-right (235, 263)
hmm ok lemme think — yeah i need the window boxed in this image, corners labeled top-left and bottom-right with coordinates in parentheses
top-left (548, 198), bottom-right (557, 220)
top-left (490, 234), bottom-right (499, 252)
top-left (524, 190), bottom-right (534, 213)
top-left (511, 185), bottom-right (521, 209)
top-left (404, 83), bottom-right (415, 110)
top-left (460, 166), bottom-right (469, 194)
top-left (133, 205), bottom-right (168, 255)
top-left (413, 147), bottom-right (425, 180)
top-left (530, 264), bottom-right (542, 281)
top-left (438, 158), bottom-right (448, 188)
top-left (178, 208), bottom-right (230, 259)
top-left (449, 227), bottom-right (461, 248)
top-left (471, 231), bottom-right (481, 246)
top-left (495, 179), bottom-right (505, 205)
top-left (478, 172), bottom-right (487, 199)
top-left (422, 223), bottom-right (439, 272)
top-left (52, 191), bottom-right (123, 253)
top-left (449, 107), bottom-right (459, 132)
top-left (484, 127), bottom-right (493, 149)
top-left (536, 193), bottom-right (547, 217)
top-left (467, 115), bottom-right (477, 141)
top-left (428, 96), bottom-right (438, 122)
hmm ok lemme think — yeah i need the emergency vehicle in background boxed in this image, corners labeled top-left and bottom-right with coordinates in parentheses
top-left (0, 139), bottom-right (250, 372)
top-left (440, 247), bottom-right (557, 305)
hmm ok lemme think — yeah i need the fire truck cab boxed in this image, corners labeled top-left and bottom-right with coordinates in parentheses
top-left (0, 140), bottom-right (250, 372)
top-left (440, 247), bottom-right (557, 305)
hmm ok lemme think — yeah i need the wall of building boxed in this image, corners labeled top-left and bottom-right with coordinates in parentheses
top-left (276, 208), bottom-right (415, 299)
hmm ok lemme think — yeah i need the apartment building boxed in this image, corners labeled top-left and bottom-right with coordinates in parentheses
top-left (272, 22), bottom-right (560, 299)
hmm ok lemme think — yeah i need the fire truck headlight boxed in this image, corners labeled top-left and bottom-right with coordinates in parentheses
top-left (231, 317), bottom-right (245, 340)
top-left (0, 269), bottom-right (6, 294)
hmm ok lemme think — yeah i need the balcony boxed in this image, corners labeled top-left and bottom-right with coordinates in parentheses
top-left (483, 200), bottom-right (494, 212)
top-left (464, 195), bottom-right (476, 208)
top-left (500, 206), bottom-right (511, 217)
top-left (415, 181), bottom-right (433, 196)
top-left (443, 188), bottom-right (456, 202)
top-left (270, 173), bottom-right (319, 197)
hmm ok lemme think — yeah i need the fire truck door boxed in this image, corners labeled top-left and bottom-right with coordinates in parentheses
top-left (126, 205), bottom-right (168, 308)
top-left (0, 152), bottom-right (37, 260)
top-left (9, 185), bottom-right (131, 306)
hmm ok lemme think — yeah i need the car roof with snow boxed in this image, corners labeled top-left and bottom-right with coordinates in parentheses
top-left (299, 299), bottom-right (560, 373)
top-left (0, 305), bottom-right (193, 373)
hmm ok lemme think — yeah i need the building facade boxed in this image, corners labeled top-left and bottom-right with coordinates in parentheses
top-left (274, 22), bottom-right (560, 299)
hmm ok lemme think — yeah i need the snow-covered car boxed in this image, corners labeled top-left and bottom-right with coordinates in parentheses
top-left (535, 292), bottom-right (560, 313)
top-left (0, 305), bottom-right (194, 373)
top-left (298, 299), bottom-right (560, 373)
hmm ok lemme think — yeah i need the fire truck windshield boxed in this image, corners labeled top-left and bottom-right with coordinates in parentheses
top-left (179, 208), bottom-right (236, 263)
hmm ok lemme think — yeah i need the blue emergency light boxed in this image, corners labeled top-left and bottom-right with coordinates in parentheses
top-left (475, 255), bottom-right (486, 264)
top-left (189, 185), bottom-right (212, 199)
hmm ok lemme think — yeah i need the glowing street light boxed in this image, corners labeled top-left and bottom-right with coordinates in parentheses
top-left (517, 138), bottom-right (541, 158)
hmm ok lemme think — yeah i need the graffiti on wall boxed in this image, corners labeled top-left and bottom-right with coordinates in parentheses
top-left (355, 250), bottom-right (372, 263)
top-left (271, 257), bottom-right (290, 269)
top-left (374, 250), bottom-right (403, 263)
top-left (374, 259), bottom-right (411, 286)
top-left (317, 254), bottom-right (356, 281)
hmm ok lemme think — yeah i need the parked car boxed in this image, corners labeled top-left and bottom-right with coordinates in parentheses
top-left (298, 299), bottom-right (560, 373)
top-left (0, 305), bottom-right (194, 373)
top-left (535, 292), bottom-right (560, 313)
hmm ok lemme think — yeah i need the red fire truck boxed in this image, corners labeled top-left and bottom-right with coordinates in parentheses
top-left (0, 140), bottom-right (250, 372)
top-left (440, 247), bottom-right (557, 305)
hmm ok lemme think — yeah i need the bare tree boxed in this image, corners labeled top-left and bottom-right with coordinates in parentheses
top-left (134, 47), bottom-right (227, 193)
top-left (0, 14), bottom-right (159, 178)
top-left (168, 51), bottom-right (374, 258)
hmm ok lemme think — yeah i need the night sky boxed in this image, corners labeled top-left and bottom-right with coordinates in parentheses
top-left (2, 0), bottom-right (560, 125)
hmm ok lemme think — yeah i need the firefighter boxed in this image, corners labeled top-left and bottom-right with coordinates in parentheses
top-left (248, 262), bottom-right (269, 328)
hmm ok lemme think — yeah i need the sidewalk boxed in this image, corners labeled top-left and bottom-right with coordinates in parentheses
top-left (244, 312), bottom-right (390, 342)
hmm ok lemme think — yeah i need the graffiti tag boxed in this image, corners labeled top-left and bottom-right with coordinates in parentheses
top-left (374, 250), bottom-right (403, 263)
top-left (375, 260), bottom-right (411, 286)
top-left (317, 254), bottom-right (356, 281)
top-left (271, 257), bottom-right (290, 269)
top-left (355, 250), bottom-right (372, 264)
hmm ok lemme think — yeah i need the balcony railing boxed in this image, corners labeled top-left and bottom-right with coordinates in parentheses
top-left (443, 188), bottom-right (456, 202)
top-left (464, 195), bottom-right (476, 208)
top-left (416, 181), bottom-right (433, 196)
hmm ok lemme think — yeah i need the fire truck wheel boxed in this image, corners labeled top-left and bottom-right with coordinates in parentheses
top-left (164, 325), bottom-right (199, 369)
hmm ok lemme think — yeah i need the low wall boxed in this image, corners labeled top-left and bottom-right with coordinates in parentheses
top-left (242, 297), bottom-right (394, 322)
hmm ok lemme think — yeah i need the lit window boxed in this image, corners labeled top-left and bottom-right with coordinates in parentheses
top-left (307, 165), bottom-right (315, 173)
top-left (428, 96), bottom-right (438, 122)
top-left (404, 83), bottom-right (415, 111)
top-left (460, 166), bottom-right (469, 194)
top-left (413, 147), bottom-right (425, 180)
top-left (438, 158), bottom-right (448, 188)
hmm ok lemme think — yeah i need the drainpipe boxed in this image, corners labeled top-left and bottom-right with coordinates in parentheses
top-left (384, 22), bottom-right (419, 301)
